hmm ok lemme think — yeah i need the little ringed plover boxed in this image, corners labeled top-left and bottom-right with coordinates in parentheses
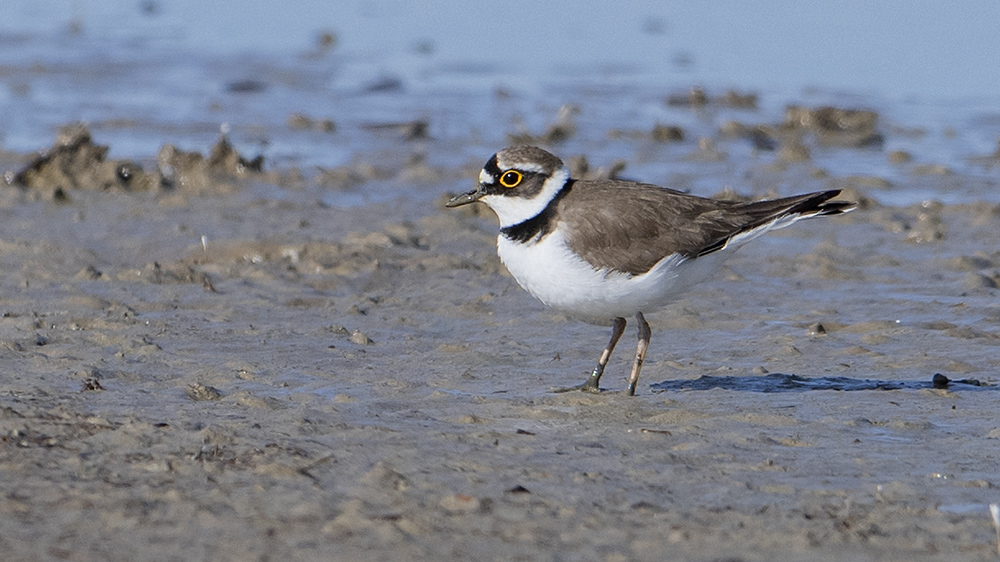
top-left (447, 145), bottom-right (855, 395)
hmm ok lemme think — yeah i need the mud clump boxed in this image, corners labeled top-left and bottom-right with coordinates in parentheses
top-left (721, 105), bottom-right (884, 161)
top-left (719, 122), bottom-right (780, 152)
top-left (12, 123), bottom-right (266, 197)
top-left (874, 200), bottom-right (947, 243)
top-left (665, 86), bottom-right (759, 109)
top-left (186, 382), bottom-right (223, 401)
top-left (782, 105), bottom-right (884, 148)
top-left (507, 104), bottom-right (578, 145)
top-left (315, 161), bottom-right (390, 190)
top-left (13, 123), bottom-right (160, 193)
top-left (132, 261), bottom-right (216, 288)
top-left (565, 154), bottom-right (626, 181)
top-left (287, 113), bottom-right (336, 133)
top-left (650, 123), bottom-right (685, 143)
top-left (606, 123), bottom-right (685, 143)
top-left (360, 119), bottom-right (428, 141)
top-left (158, 135), bottom-right (264, 194)
top-left (968, 137), bottom-right (1000, 168)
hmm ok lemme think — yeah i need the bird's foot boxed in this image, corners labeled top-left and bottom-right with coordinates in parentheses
top-left (551, 377), bottom-right (602, 394)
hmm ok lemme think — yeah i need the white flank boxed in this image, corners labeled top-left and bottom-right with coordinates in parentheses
top-left (497, 228), bottom-right (731, 322)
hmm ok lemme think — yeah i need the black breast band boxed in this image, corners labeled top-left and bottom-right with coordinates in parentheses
top-left (500, 180), bottom-right (573, 243)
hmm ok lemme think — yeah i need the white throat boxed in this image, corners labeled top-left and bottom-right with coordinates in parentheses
top-left (481, 166), bottom-right (570, 228)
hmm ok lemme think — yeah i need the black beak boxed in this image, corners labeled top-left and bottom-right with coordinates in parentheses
top-left (445, 184), bottom-right (487, 207)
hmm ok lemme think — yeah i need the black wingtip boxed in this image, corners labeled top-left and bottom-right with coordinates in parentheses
top-left (792, 190), bottom-right (857, 217)
top-left (691, 190), bottom-right (856, 258)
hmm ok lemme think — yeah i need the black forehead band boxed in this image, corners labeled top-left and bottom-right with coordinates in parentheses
top-left (484, 154), bottom-right (546, 181)
top-left (483, 154), bottom-right (502, 179)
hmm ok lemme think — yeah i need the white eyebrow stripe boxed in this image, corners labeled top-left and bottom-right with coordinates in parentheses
top-left (501, 162), bottom-right (547, 174)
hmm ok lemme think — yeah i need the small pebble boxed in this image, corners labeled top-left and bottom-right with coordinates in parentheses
top-left (81, 378), bottom-right (104, 391)
top-left (186, 383), bottom-right (222, 401)
top-left (887, 150), bottom-right (912, 164)
top-left (963, 272), bottom-right (998, 290)
top-left (808, 322), bottom-right (827, 335)
top-left (439, 493), bottom-right (480, 514)
top-left (350, 330), bottom-right (374, 345)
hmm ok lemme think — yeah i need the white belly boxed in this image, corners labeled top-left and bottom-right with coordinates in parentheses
top-left (496, 229), bottom-right (729, 322)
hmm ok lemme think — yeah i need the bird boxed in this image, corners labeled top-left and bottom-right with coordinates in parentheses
top-left (446, 145), bottom-right (855, 395)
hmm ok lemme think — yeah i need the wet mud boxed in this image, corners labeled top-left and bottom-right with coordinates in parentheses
top-left (2, 62), bottom-right (1000, 562)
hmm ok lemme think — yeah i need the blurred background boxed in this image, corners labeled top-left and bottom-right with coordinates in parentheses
top-left (2, 0), bottom-right (999, 204)
top-left (6, 0), bottom-right (999, 97)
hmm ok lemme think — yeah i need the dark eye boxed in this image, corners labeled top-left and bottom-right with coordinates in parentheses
top-left (500, 170), bottom-right (523, 188)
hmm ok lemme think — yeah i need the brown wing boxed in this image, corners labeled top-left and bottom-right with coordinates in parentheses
top-left (558, 181), bottom-right (851, 275)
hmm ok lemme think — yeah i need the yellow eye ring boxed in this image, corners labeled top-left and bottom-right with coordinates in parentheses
top-left (499, 170), bottom-right (523, 188)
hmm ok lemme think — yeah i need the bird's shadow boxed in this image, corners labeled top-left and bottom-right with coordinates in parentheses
top-left (650, 373), bottom-right (995, 393)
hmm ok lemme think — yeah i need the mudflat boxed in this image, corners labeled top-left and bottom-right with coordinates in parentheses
top-left (3, 12), bottom-right (1000, 554)
top-left (3, 110), bottom-right (1000, 561)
